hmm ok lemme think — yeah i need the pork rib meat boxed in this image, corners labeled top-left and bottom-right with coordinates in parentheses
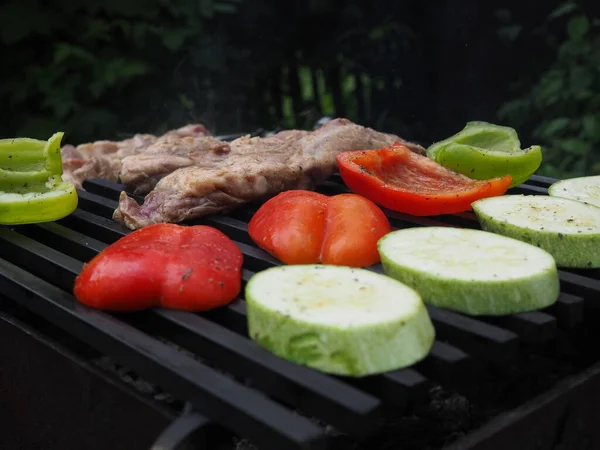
top-left (61, 124), bottom-right (211, 189)
top-left (114, 119), bottom-right (425, 230)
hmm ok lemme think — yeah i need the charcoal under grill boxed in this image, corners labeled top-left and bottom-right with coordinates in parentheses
top-left (1, 130), bottom-right (600, 450)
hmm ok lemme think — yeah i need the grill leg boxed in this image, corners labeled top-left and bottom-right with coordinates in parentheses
top-left (150, 403), bottom-right (211, 450)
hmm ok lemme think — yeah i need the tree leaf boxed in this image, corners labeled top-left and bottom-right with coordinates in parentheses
top-left (53, 43), bottom-right (97, 65)
top-left (583, 115), bottom-right (600, 141)
top-left (162, 29), bottom-right (195, 50)
top-left (213, 3), bottom-right (238, 14)
top-left (541, 117), bottom-right (570, 137)
top-left (567, 15), bottom-right (590, 40)
top-left (559, 138), bottom-right (589, 155)
top-left (533, 74), bottom-right (564, 108)
top-left (82, 19), bottom-right (113, 43)
top-left (548, 2), bottom-right (578, 21)
top-left (570, 65), bottom-right (594, 92)
top-left (16, 116), bottom-right (63, 141)
top-left (498, 25), bottom-right (522, 42)
top-left (495, 8), bottom-right (511, 23)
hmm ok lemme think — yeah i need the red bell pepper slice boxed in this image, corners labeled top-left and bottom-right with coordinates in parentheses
top-left (336, 143), bottom-right (512, 216)
top-left (73, 224), bottom-right (243, 311)
top-left (248, 190), bottom-right (391, 267)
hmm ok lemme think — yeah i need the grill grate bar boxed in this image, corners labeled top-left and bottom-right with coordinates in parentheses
top-left (77, 189), bottom-right (120, 217)
top-left (206, 294), bottom-right (471, 391)
top-left (415, 342), bottom-right (477, 391)
top-left (366, 263), bottom-right (557, 352)
top-left (149, 405), bottom-right (210, 450)
top-left (79, 179), bottom-right (574, 362)
top-left (483, 312), bottom-right (557, 346)
top-left (3, 120), bottom-right (593, 450)
top-left (76, 182), bottom-right (481, 375)
top-left (0, 256), bottom-right (326, 450)
top-left (80, 179), bottom-right (592, 345)
top-left (0, 227), bottom-right (83, 292)
top-left (4, 214), bottom-right (430, 426)
top-left (58, 209), bottom-right (129, 244)
top-left (0, 228), bottom-right (388, 432)
top-left (528, 174), bottom-right (559, 187)
top-left (345, 368), bottom-right (431, 410)
top-left (544, 293), bottom-right (584, 329)
top-left (425, 306), bottom-right (518, 363)
top-left (311, 179), bottom-right (595, 320)
top-left (557, 271), bottom-right (600, 309)
top-left (83, 178), bottom-right (137, 202)
top-left (189, 265), bottom-right (471, 385)
top-left (153, 309), bottom-right (382, 434)
top-left (23, 222), bottom-right (107, 261)
top-left (2, 165), bottom-right (591, 449)
top-left (509, 185), bottom-right (548, 195)
top-left (9, 216), bottom-right (499, 378)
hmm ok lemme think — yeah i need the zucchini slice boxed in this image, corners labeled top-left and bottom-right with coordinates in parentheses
top-left (378, 227), bottom-right (559, 316)
top-left (548, 175), bottom-right (600, 208)
top-left (245, 265), bottom-right (435, 377)
top-left (473, 195), bottom-right (600, 268)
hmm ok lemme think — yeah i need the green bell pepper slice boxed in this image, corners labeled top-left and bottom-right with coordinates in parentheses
top-left (426, 121), bottom-right (542, 187)
top-left (0, 132), bottom-right (78, 225)
top-left (434, 143), bottom-right (543, 188)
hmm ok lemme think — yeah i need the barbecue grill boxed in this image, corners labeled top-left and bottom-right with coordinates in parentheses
top-left (2, 126), bottom-right (600, 450)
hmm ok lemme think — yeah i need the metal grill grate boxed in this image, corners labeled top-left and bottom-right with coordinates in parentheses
top-left (1, 135), bottom-right (599, 449)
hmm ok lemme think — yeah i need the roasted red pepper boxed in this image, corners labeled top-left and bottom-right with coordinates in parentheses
top-left (74, 224), bottom-right (243, 311)
top-left (248, 190), bottom-right (391, 267)
top-left (337, 143), bottom-right (512, 216)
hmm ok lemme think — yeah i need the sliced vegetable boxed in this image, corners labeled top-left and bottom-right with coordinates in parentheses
top-left (246, 265), bottom-right (435, 376)
top-left (0, 132), bottom-right (78, 224)
top-left (548, 175), bottom-right (600, 208)
top-left (427, 121), bottom-right (521, 160)
top-left (378, 227), bottom-right (560, 316)
top-left (248, 190), bottom-right (390, 267)
top-left (74, 224), bottom-right (243, 311)
top-left (434, 144), bottom-right (542, 188)
top-left (473, 195), bottom-right (600, 268)
top-left (427, 122), bottom-right (542, 187)
top-left (336, 144), bottom-right (512, 216)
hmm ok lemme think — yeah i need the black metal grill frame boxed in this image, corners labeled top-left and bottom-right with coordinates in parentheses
top-left (1, 131), bottom-right (600, 450)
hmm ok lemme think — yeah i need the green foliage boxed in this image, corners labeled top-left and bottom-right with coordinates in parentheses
top-left (5, 0), bottom-right (590, 171)
top-left (497, 1), bottom-right (600, 178)
top-left (0, 0), bottom-right (242, 143)
top-left (0, 0), bottom-right (426, 145)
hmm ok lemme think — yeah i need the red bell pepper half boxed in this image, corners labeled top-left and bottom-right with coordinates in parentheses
top-left (248, 190), bottom-right (391, 267)
top-left (74, 224), bottom-right (243, 312)
top-left (337, 143), bottom-right (512, 216)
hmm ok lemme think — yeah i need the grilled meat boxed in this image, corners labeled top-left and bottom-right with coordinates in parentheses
top-left (119, 136), bottom-right (231, 194)
top-left (113, 119), bottom-right (425, 229)
top-left (61, 124), bottom-right (210, 189)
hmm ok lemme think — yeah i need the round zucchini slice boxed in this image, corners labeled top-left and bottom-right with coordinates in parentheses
top-left (548, 175), bottom-right (600, 208)
top-left (473, 195), bottom-right (600, 268)
top-left (378, 227), bottom-right (560, 315)
top-left (245, 265), bottom-right (435, 377)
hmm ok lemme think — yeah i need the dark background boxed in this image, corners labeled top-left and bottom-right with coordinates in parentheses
top-left (1, 0), bottom-right (599, 178)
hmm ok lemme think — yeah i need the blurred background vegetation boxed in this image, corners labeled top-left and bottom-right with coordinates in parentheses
top-left (1, 0), bottom-right (599, 178)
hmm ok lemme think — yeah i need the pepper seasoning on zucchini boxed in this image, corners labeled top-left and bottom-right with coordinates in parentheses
top-left (0, 132), bottom-right (78, 224)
